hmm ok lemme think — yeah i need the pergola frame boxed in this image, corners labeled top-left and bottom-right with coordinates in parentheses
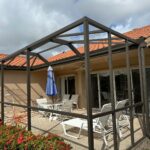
top-left (0, 17), bottom-right (149, 150)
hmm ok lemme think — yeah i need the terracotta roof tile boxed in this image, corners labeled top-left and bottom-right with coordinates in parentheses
top-left (125, 25), bottom-right (150, 39)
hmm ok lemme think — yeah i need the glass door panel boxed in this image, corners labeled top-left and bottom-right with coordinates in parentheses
top-left (91, 74), bottom-right (99, 108)
top-left (146, 68), bottom-right (150, 115)
top-left (99, 74), bottom-right (110, 107)
top-left (68, 76), bottom-right (75, 95)
top-left (132, 69), bottom-right (141, 113)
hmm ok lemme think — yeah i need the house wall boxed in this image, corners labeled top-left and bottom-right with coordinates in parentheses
top-left (3, 70), bottom-right (48, 107)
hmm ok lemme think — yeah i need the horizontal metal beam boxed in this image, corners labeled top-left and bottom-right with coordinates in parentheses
top-left (1, 101), bottom-right (87, 119)
top-left (38, 44), bottom-right (62, 54)
top-left (89, 41), bottom-right (125, 45)
top-left (70, 37), bottom-right (124, 44)
top-left (58, 29), bottom-right (105, 37)
top-left (51, 38), bottom-right (70, 45)
top-left (1, 101), bottom-right (142, 121)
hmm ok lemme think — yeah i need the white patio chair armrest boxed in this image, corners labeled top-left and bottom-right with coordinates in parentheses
top-left (48, 105), bottom-right (54, 110)
top-left (94, 123), bottom-right (107, 133)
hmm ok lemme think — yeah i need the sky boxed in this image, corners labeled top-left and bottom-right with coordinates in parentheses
top-left (0, 0), bottom-right (150, 56)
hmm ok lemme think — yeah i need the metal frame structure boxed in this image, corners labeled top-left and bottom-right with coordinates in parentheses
top-left (0, 17), bottom-right (148, 150)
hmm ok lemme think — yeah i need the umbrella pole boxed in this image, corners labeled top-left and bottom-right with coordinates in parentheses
top-left (52, 96), bottom-right (54, 104)
top-left (51, 96), bottom-right (54, 119)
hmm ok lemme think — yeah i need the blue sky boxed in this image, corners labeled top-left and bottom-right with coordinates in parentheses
top-left (0, 0), bottom-right (150, 55)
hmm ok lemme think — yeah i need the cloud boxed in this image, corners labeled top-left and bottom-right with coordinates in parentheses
top-left (0, 0), bottom-right (150, 56)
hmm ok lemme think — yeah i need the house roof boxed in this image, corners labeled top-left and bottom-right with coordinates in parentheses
top-left (1, 24), bottom-right (150, 68)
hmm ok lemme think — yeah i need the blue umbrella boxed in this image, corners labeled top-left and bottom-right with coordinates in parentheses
top-left (46, 66), bottom-right (57, 102)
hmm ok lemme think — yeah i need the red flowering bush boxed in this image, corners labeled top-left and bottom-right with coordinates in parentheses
top-left (0, 123), bottom-right (71, 150)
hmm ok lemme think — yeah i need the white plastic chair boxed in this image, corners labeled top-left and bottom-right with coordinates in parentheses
top-left (49, 100), bottom-right (72, 121)
top-left (36, 98), bottom-right (47, 105)
top-left (61, 103), bottom-right (112, 149)
top-left (115, 99), bottom-right (130, 138)
top-left (62, 94), bottom-right (70, 102)
top-left (70, 94), bottom-right (79, 109)
top-left (36, 98), bottom-right (48, 116)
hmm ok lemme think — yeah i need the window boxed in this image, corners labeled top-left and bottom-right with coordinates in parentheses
top-left (61, 76), bottom-right (75, 96)
top-left (115, 72), bottom-right (128, 101)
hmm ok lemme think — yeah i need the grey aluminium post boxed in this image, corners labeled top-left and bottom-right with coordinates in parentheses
top-left (108, 32), bottom-right (118, 150)
top-left (141, 47), bottom-right (150, 136)
top-left (26, 49), bottom-right (31, 130)
top-left (1, 61), bottom-right (4, 124)
top-left (138, 46), bottom-right (146, 135)
top-left (84, 20), bottom-right (94, 150)
top-left (125, 40), bottom-right (134, 145)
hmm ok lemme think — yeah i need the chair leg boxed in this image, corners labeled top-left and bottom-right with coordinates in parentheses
top-left (102, 133), bottom-right (109, 150)
top-left (61, 123), bottom-right (83, 139)
top-left (116, 120), bottom-right (123, 139)
top-left (76, 104), bottom-right (79, 109)
top-left (49, 113), bottom-right (53, 121)
top-left (124, 115), bottom-right (130, 129)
